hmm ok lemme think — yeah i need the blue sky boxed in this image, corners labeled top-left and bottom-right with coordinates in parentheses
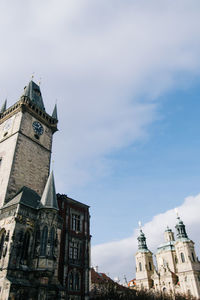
top-left (1, 0), bottom-right (200, 280)
top-left (74, 80), bottom-right (200, 245)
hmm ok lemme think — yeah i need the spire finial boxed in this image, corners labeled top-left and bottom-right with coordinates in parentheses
top-left (31, 72), bottom-right (35, 80)
top-left (138, 221), bottom-right (142, 231)
top-left (175, 208), bottom-right (179, 218)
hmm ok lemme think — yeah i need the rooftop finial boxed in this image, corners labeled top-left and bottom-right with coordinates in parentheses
top-left (138, 221), bottom-right (142, 231)
top-left (175, 208), bottom-right (179, 218)
top-left (31, 72), bottom-right (35, 80)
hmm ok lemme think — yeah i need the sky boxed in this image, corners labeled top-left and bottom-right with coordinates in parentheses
top-left (1, 0), bottom-right (200, 282)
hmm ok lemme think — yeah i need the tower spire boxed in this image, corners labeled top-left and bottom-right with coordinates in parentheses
top-left (137, 222), bottom-right (148, 251)
top-left (52, 103), bottom-right (58, 120)
top-left (40, 171), bottom-right (58, 210)
top-left (0, 99), bottom-right (7, 113)
top-left (23, 80), bottom-right (45, 111)
top-left (175, 213), bottom-right (188, 240)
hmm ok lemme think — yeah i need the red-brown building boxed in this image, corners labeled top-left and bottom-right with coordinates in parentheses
top-left (57, 194), bottom-right (91, 300)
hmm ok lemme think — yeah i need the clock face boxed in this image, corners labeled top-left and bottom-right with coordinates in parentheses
top-left (32, 121), bottom-right (44, 136)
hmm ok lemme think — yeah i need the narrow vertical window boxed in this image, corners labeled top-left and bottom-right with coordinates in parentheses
top-left (0, 231), bottom-right (5, 259)
top-left (69, 272), bottom-right (74, 290)
top-left (181, 252), bottom-right (185, 263)
top-left (139, 262), bottom-right (142, 271)
top-left (21, 231), bottom-right (31, 261)
top-left (50, 227), bottom-right (55, 257)
top-left (40, 226), bottom-right (48, 256)
top-left (192, 252), bottom-right (195, 262)
top-left (149, 261), bottom-right (152, 271)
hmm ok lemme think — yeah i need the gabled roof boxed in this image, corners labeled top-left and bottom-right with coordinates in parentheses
top-left (41, 171), bottom-right (58, 210)
top-left (3, 186), bottom-right (41, 209)
top-left (23, 80), bottom-right (45, 111)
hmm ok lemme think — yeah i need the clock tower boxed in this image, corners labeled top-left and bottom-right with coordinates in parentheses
top-left (0, 80), bottom-right (58, 206)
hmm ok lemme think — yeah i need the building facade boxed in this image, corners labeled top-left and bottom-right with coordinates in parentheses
top-left (135, 216), bottom-right (200, 299)
top-left (0, 81), bottom-right (90, 300)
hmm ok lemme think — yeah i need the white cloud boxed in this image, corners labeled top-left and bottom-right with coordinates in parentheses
top-left (0, 1), bottom-right (200, 190)
top-left (92, 192), bottom-right (200, 281)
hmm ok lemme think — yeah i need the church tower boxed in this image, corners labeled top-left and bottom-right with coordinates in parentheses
top-left (135, 226), bottom-right (154, 290)
top-left (174, 215), bottom-right (200, 298)
top-left (0, 80), bottom-right (57, 205)
top-left (0, 81), bottom-right (63, 300)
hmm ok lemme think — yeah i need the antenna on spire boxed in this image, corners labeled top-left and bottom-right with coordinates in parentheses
top-left (138, 221), bottom-right (142, 230)
top-left (174, 208), bottom-right (179, 218)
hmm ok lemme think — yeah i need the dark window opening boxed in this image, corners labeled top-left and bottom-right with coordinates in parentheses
top-left (21, 231), bottom-right (31, 262)
top-left (0, 231), bottom-right (5, 259)
top-left (181, 252), bottom-right (185, 263)
top-left (139, 262), bottom-right (142, 271)
top-left (40, 226), bottom-right (48, 256)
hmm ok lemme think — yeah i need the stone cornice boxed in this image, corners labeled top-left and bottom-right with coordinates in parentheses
top-left (0, 96), bottom-right (58, 133)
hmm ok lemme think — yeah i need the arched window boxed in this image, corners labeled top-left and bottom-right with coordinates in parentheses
top-left (139, 262), bottom-right (142, 271)
top-left (21, 231), bottom-right (31, 261)
top-left (0, 231), bottom-right (5, 259)
top-left (75, 273), bottom-right (80, 291)
top-left (40, 226), bottom-right (48, 256)
top-left (181, 252), bottom-right (185, 263)
top-left (149, 261), bottom-right (152, 271)
top-left (68, 272), bottom-right (74, 290)
top-left (50, 227), bottom-right (55, 257)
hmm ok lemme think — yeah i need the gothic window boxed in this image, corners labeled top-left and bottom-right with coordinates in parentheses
top-left (69, 241), bottom-right (79, 260)
top-left (149, 261), bottom-right (152, 271)
top-left (181, 252), bottom-right (185, 263)
top-left (139, 262), bottom-right (142, 271)
top-left (71, 214), bottom-right (81, 231)
top-left (21, 231), bottom-right (31, 261)
top-left (40, 226), bottom-right (48, 256)
top-left (0, 230), bottom-right (5, 259)
top-left (192, 252), bottom-right (195, 262)
top-left (50, 227), bottom-right (55, 257)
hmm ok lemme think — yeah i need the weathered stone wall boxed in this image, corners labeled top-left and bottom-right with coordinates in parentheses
top-left (5, 111), bottom-right (52, 200)
top-left (0, 112), bottom-right (22, 207)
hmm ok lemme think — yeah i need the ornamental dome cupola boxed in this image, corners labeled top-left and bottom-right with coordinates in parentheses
top-left (175, 213), bottom-right (188, 240)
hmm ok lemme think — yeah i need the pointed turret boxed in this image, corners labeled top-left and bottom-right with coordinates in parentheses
top-left (0, 99), bottom-right (7, 113)
top-left (52, 104), bottom-right (58, 120)
top-left (23, 80), bottom-right (45, 111)
top-left (40, 171), bottom-right (58, 210)
top-left (175, 216), bottom-right (188, 240)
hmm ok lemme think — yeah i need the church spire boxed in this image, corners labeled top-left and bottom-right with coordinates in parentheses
top-left (41, 171), bottom-right (58, 210)
top-left (137, 222), bottom-right (148, 251)
top-left (52, 103), bottom-right (58, 120)
top-left (0, 99), bottom-right (7, 113)
top-left (23, 80), bottom-right (45, 111)
top-left (175, 215), bottom-right (188, 240)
